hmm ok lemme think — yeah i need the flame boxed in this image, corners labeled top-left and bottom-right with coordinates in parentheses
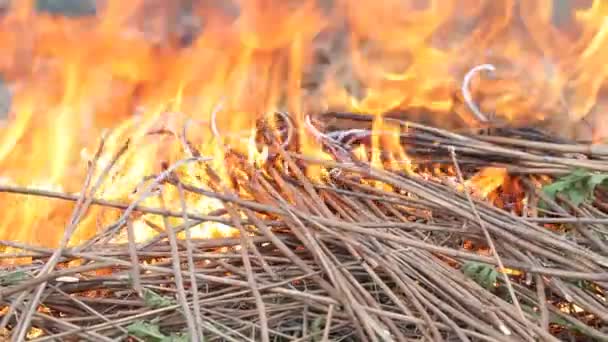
top-left (1, 1), bottom-right (608, 249)
top-left (467, 167), bottom-right (509, 199)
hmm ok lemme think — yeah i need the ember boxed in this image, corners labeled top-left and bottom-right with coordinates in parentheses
top-left (1, 1), bottom-right (608, 341)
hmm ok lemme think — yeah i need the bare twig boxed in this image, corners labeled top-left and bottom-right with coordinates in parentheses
top-left (322, 304), bottom-right (334, 342)
top-left (11, 137), bottom-right (121, 341)
top-left (177, 182), bottom-right (205, 339)
top-left (158, 189), bottom-right (198, 341)
top-left (224, 202), bottom-right (270, 342)
top-left (462, 64), bottom-right (495, 123)
top-left (449, 146), bottom-right (524, 332)
top-left (126, 221), bottom-right (143, 296)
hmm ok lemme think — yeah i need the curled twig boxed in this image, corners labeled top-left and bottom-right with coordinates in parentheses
top-left (210, 102), bottom-right (256, 149)
top-left (304, 115), bottom-right (354, 163)
top-left (274, 111), bottom-right (294, 149)
top-left (305, 115), bottom-right (334, 143)
top-left (212, 104), bottom-right (292, 150)
top-left (462, 64), bottom-right (495, 123)
top-left (210, 102), bottom-right (225, 142)
top-left (326, 129), bottom-right (369, 144)
top-left (180, 118), bottom-right (203, 157)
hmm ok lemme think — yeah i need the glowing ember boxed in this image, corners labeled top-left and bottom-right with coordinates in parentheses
top-left (0, 0), bottom-right (607, 248)
top-left (467, 167), bottom-right (509, 198)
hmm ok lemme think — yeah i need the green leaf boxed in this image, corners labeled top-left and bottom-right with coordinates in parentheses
top-left (543, 179), bottom-right (574, 198)
top-left (521, 304), bottom-right (583, 333)
top-left (126, 321), bottom-right (167, 341)
top-left (161, 333), bottom-right (191, 342)
top-left (479, 267), bottom-right (497, 289)
top-left (461, 262), bottom-right (499, 291)
top-left (588, 174), bottom-right (608, 187)
top-left (543, 170), bottom-right (586, 198)
top-left (566, 185), bottom-right (586, 207)
top-left (0, 270), bottom-right (30, 286)
top-left (541, 169), bottom-right (608, 208)
top-left (310, 316), bottom-right (325, 342)
top-left (126, 320), bottom-right (191, 342)
top-left (142, 288), bottom-right (175, 309)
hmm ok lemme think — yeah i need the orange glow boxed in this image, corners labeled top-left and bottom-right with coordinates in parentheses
top-left (0, 1), bottom-right (607, 249)
top-left (467, 167), bottom-right (509, 199)
top-left (465, 167), bottom-right (527, 215)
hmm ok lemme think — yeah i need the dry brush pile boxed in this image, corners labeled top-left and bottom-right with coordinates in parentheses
top-left (1, 113), bottom-right (608, 341)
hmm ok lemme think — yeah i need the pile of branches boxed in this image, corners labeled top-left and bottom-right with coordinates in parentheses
top-left (1, 113), bottom-right (608, 341)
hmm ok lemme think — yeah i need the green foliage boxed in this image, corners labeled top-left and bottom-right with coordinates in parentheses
top-left (159, 332), bottom-right (190, 342)
top-left (127, 321), bottom-right (166, 341)
top-left (310, 316), bottom-right (325, 342)
top-left (521, 305), bottom-right (581, 333)
top-left (0, 270), bottom-right (30, 286)
top-left (542, 169), bottom-right (608, 208)
top-left (567, 278), bottom-right (595, 292)
top-left (461, 262), bottom-right (499, 291)
top-left (142, 288), bottom-right (175, 309)
top-left (126, 321), bottom-right (190, 342)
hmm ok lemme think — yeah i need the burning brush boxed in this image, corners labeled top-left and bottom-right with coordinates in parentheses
top-left (1, 1), bottom-right (608, 341)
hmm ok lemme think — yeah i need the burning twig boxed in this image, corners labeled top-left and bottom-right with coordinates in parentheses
top-left (304, 115), bottom-right (354, 165)
top-left (462, 64), bottom-right (496, 123)
top-left (180, 118), bottom-right (203, 157)
top-left (211, 104), bottom-right (293, 151)
top-left (99, 156), bottom-right (213, 240)
top-left (327, 128), bottom-right (371, 144)
top-left (10, 137), bottom-right (127, 341)
top-left (0, 184), bottom-right (230, 225)
top-left (304, 114), bottom-right (334, 143)
top-left (273, 111), bottom-right (295, 149)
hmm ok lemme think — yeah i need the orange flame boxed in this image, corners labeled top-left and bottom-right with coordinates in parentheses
top-left (0, 1), bottom-right (607, 249)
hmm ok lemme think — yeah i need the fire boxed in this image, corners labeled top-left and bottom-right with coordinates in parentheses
top-left (467, 167), bottom-right (509, 199)
top-left (0, 1), bottom-right (607, 249)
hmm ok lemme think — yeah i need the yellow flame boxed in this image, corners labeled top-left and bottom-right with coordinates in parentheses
top-left (0, 1), bottom-right (607, 248)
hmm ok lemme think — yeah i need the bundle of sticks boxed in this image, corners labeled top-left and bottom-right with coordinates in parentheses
top-left (1, 113), bottom-right (607, 341)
